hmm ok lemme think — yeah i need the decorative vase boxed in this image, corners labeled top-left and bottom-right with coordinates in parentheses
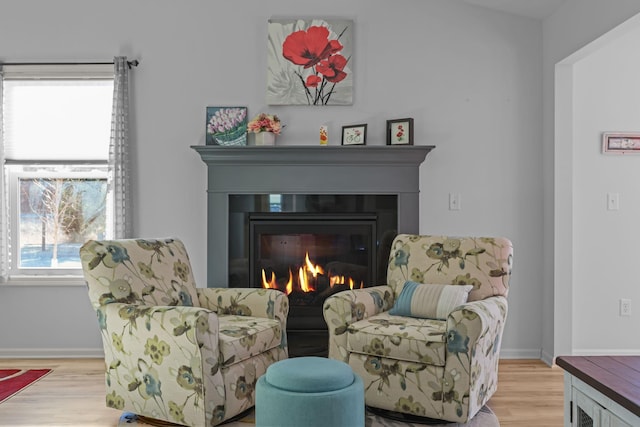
top-left (255, 132), bottom-right (276, 146)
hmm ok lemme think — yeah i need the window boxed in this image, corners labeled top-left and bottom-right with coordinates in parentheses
top-left (1, 64), bottom-right (114, 278)
top-left (269, 194), bottom-right (282, 212)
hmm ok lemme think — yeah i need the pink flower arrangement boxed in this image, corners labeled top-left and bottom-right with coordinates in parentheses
top-left (247, 113), bottom-right (283, 135)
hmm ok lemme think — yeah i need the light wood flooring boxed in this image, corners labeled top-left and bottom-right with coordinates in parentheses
top-left (0, 358), bottom-right (565, 426)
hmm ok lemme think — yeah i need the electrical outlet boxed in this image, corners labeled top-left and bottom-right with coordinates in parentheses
top-left (449, 193), bottom-right (461, 211)
top-left (620, 299), bottom-right (631, 316)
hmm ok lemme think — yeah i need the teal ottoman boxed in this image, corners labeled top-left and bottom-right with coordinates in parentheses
top-left (255, 356), bottom-right (364, 427)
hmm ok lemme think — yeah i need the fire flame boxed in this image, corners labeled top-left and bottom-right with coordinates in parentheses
top-left (330, 275), bottom-right (364, 290)
top-left (261, 252), bottom-right (363, 294)
top-left (262, 270), bottom-right (278, 289)
top-left (285, 269), bottom-right (293, 295)
top-left (305, 252), bottom-right (324, 277)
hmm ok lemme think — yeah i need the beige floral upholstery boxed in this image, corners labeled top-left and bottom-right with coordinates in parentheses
top-left (323, 234), bottom-right (512, 423)
top-left (80, 238), bottom-right (288, 427)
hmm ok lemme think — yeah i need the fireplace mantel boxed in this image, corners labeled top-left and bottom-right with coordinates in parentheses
top-left (192, 145), bottom-right (434, 165)
top-left (192, 145), bottom-right (435, 287)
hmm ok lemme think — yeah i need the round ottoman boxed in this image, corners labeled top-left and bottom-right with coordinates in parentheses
top-left (256, 356), bottom-right (364, 427)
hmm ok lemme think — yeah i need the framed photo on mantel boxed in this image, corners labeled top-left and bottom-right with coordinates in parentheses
top-left (205, 106), bottom-right (248, 146)
top-left (387, 118), bottom-right (414, 145)
top-left (342, 124), bottom-right (367, 145)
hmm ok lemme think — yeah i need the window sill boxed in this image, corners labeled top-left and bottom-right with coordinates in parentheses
top-left (1, 275), bottom-right (86, 287)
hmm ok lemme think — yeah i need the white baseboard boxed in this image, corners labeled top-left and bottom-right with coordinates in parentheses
top-left (4, 348), bottom-right (542, 360)
top-left (499, 348), bottom-right (542, 359)
top-left (8, 347), bottom-right (611, 363)
top-left (0, 348), bottom-right (104, 358)
top-left (540, 349), bottom-right (555, 366)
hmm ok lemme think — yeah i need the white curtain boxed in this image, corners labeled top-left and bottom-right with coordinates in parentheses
top-left (109, 57), bottom-right (132, 238)
top-left (0, 66), bottom-right (7, 281)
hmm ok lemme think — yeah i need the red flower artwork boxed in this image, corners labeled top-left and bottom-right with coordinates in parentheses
top-left (306, 75), bottom-right (322, 88)
top-left (282, 26), bottom-right (343, 69)
top-left (281, 24), bottom-right (350, 105)
top-left (316, 54), bottom-right (348, 83)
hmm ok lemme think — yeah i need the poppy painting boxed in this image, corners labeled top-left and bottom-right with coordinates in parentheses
top-left (267, 18), bottom-right (353, 106)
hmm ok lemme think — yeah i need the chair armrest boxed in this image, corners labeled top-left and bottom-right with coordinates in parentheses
top-left (443, 295), bottom-right (508, 422)
top-left (98, 303), bottom-right (224, 425)
top-left (322, 285), bottom-right (394, 362)
top-left (197, 288), bottom-right (289, 354)
top-left (196, 288), bottom-right (288, 322)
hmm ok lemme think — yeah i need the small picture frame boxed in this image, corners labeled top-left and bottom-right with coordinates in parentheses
top-left (206, 106), bottom-right (248, 146)
top-left (387, 118), bottom-right (414, 145)
top-left (602, 132), bottom-right (640, 154)
top-left (342, 124), bottom-right (367, 146)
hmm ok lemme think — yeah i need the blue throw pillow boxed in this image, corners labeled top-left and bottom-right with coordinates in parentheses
top-left (389, 281), bottom-right (473, 320)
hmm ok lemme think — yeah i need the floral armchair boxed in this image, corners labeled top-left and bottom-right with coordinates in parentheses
top-left (80, 238), bottom-right (288, 427)
top-left (323, 234), bottom-right (512, 423)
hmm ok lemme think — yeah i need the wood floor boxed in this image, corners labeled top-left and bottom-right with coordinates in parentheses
top-left (0, 358), bottom-right (565, 426)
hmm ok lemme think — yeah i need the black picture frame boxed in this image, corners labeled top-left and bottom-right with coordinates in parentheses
top-left (341, 124), bottom-right (367, 146)
top-left (205, 106), bottom-right (248, 146)
top-left (386, 118), bottom-right (414, 145)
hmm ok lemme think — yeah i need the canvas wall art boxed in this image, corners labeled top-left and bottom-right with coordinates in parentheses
top-left (266, 18), bottom-right (353, 106)
top-left (205, 106), bottom-right (247, 146)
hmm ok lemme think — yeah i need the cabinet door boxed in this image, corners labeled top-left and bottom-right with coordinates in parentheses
top-left (601, 411), bottom-right (632, 427)
top-left (574, 389), bottom-right (600, 427)
top-left (574, 389), bottom-right (632, 427)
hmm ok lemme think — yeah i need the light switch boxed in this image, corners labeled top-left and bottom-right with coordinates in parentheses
top-left (449, 193), bottom-right (461, 211)
top-left (607, 193), bottom-right (620, 211)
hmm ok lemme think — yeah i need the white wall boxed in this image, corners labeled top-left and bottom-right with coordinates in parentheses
top-left (417, 7), bottom-right (543, 358)
top-left (0, 0), bottom-right (543, 358)
top-left (573, 28), bottom-right (640, 352)
top-left (543, 0), bottom-right (640, 361)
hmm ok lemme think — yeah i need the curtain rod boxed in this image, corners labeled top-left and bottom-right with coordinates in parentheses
top-left (2, 60), bottom-right (140, 69)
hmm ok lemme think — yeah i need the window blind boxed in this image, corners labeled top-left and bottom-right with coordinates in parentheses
top-left (2, 64), bottom-right (113, 161)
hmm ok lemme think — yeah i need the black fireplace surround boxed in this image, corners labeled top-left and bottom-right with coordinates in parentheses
top-left (193, 145), bottom-right (434, 356)
top-left (231, 199), bottom-right (394, 356)
top-left (246, 211), bottom-right (378, 293)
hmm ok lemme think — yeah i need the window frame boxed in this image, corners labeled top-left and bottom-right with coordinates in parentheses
top-left (7, 163), bottom-right (110, 277)
top-left (1, 64), bottom-right (114, 284)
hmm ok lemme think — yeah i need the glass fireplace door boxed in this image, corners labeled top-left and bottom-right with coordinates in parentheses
top-left (249, 213), bottom-right (377, 304)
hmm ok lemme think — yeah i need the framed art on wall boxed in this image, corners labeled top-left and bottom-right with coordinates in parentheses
top-left (387, 118), bottom-right (414, 145)
top-left (341, 124), bottom-right (367, 145)
top-left (266, 18), bottom-right (353, 106)
top-left (206, 106), bottom-right (248, 146)
top-left (602, 132), bottom-right (640, 154)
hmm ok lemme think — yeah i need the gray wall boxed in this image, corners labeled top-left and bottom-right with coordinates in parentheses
top-left (0, 0), bottom-right (632, 359)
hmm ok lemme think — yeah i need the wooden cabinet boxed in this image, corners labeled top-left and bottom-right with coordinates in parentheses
top-left (557, 356), bottom-right (639, 427)
top-left (570, 384), bottom-right (631, 426)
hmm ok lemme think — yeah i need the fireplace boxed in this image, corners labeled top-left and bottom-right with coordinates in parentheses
top-left (251, 213), bottom-right (376, 356)
top-left (192, 145), bottom-right (434, 356)
top-left (249, 213), bottom-right (377, 297)
top-left (229, 196), bottom-right (396, 356)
